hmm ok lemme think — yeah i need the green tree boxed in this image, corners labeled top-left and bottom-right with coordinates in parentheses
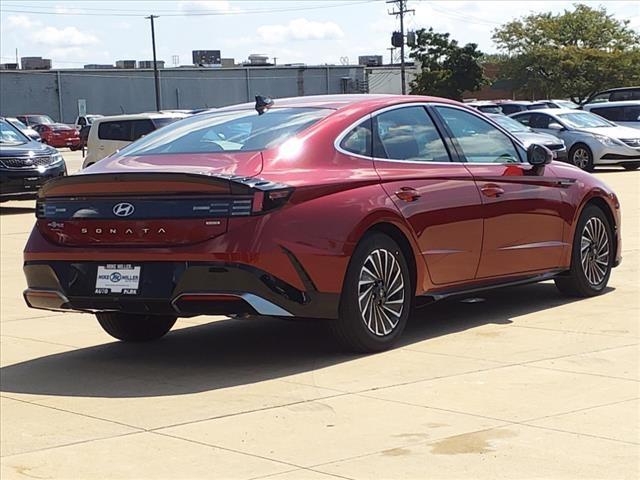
top-left (493, 4), bottom-right (640, 102)
top-left (409, 28), bottom-right (486, 100)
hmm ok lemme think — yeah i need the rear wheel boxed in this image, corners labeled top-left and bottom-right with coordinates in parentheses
top-left (622, 162), bottom-right (640, 171)
top-left (96, 312), bottom-right (176, 342)
top-left (330, 233), bottom-right (412, 353)
top-left (569, 144), bottom-right (594, 172)
top-left (555, 205), bottom-right (613, 297)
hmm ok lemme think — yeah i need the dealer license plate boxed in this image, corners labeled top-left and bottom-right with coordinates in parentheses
top-left (95, 264), bottom-right (141, 295)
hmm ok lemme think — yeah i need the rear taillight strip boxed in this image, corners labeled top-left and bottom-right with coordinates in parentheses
top-left (36, 196), bottom-right (254, 220)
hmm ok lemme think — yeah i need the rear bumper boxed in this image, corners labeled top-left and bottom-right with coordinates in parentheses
top-left (23, 261), bottom-right (340, 319)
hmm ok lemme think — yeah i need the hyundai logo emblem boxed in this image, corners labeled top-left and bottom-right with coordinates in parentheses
top-left (112, 202), bottom-right (135, 217)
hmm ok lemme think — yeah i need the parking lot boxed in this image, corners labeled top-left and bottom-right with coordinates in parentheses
top-left (1, 150), bottom-right (638, 479)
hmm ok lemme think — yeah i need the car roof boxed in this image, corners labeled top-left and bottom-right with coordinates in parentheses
top-left (583, 100), bottom-right (640, 108)
top-left (596, 86), bottom-right (640, 94)
top-left (92, 112), bottom-right (188, 122)
top-left (212, 94), bottom-right (461, 113)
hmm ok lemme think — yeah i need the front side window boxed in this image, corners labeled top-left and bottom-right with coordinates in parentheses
top-left (528, 114), bottom-right (552, 129)
top-left (130, 119), bottom-right (155, 141)
top-left (589, 93), bottom-right (610, 104)
top-left (623, 106), bottom-right (640, 121)
top-left (120, 108), bottom-right (331, 156)
top-left (340, 118), bottom-right (372, 157)
top-left (374, 106), bottom-right (450, 162)
top-left (436, 106), bottom-right (520, 164)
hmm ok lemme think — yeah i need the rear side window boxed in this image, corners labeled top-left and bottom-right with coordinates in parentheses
top-left (152, 117), bottom-right (180, 129)
top-left (373, 106), bottom-right (450, 162)
top-left (499, 104), bottom-right (521, 115)
top-left (610, 90), bottom-right (640, 101)
top-left (119, 108), bottom-right (331, 156)
top-left (340, 118), bottom-right (372, 157)
top-left (98, 121), bottom-right (132, 141)
top-left (591, 107), bottom-right (624, 122)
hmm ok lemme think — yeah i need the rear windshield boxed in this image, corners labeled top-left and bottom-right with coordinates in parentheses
top-left (28, 115), bottom-right (54, 125)
top-left (119, 108), bottom-right (332, 156)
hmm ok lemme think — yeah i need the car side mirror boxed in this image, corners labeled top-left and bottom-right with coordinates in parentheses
top-left (527, 144), bottom-right (553, 166)
top-left (548, 122), bottom-right (565, 131)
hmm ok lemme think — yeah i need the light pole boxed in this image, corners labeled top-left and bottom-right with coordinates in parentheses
top-left (146, 14), bottom-right (161, 111)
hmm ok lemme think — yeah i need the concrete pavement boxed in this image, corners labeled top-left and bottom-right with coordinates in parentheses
top-left (1, 151), bottom-right (638, 479)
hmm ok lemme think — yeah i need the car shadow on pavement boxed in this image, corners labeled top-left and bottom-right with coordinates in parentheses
top-left (0, 282), bottom-right (604, 399)
top-left (0, 205), bottom-right (35, 216)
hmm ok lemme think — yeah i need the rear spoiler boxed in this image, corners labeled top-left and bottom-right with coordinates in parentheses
top-left (38, 172), bottom-right (291, 198)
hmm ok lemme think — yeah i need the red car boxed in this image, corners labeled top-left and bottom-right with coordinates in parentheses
top-left (23, 95), bottom-right (621, 352)
top-left (32, 123), bottom-right (81, 149)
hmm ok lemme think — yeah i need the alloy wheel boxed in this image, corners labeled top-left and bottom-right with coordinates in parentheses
top-left (580, 217), bottom-right (610, 286)
top-left (573, 148), bottom-right (590, 170)
top-left (357, 248), bottom-right (405, 336)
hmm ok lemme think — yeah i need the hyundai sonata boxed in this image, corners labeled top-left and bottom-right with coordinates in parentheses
top-left (23, 95), bottom-right (621, 352)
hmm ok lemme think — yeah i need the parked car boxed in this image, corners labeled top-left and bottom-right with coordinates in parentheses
top-left (582, 86), bottom-right (640, 105)
top-left (488, 114), bottom-right (567, 162)
top-left (582, 101), bottom-right (640, 130)
top-left (16, 114), bottom-right (55, 127)
top-left (466, 101), bottom-right (502, 114)
top-left (511, 109), bottom-right (640, 171)
top-left (0, 117), bottom-right (66, 201)
top-left (75, 114), bottom-right (103, 129)
top-left (4, 117), bottom-right (41, 141)
top-left (32, 123), bottom-right (81, 150)
top-left (82, 112), bottom-right (187, 168)
top-left (496, 100), bottom-right (572, 115)
top-left (23, 95), bottom-right (621, 352)
top-left (548, 99), bottom-right (580, 109)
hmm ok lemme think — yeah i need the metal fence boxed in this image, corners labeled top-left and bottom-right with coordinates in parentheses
top-left (0, 65), bottom-right (365, 123)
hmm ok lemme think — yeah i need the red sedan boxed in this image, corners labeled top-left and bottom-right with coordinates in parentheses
top-left (33, 123), bottom-right (81, 149)
top-left (23, 95), bottom-right (621, 352)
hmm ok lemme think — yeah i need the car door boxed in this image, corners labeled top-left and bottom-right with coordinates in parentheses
top-left (371, 104), bottom-right (483, 286)
top-left (433, 105), bottom-right (567, 279)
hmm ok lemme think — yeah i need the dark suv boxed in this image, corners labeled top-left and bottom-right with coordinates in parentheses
top-left (0, 118), bottom-right (66, 201)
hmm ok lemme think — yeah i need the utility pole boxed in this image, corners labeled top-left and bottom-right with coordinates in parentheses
top-left (387, 47), bottom-right (395, 65)
top-left (387, 0), bottom-right (414, 94)
top-left (146, 14), bottom-right (161, 111)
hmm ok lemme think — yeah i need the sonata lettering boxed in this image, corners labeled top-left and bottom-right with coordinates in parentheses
top-left (77, 227), bottom-right (168, 235)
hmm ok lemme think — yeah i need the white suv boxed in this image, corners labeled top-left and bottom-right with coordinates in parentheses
top-left (82, 112), bottom-right (186, 168)
top-left (582, 101), bottom-right (640, 130)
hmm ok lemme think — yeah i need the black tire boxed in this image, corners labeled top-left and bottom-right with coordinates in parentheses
top-left (622, 162), bottom-right (640, 171)
top-left (555, 205), bottom-right (613, 297)
top-left (569, 143), bottom-right (594, 172)
top-left (96, 312), bottom-right (176, 342)
top-left (330, 233), bottom-right (412, 353)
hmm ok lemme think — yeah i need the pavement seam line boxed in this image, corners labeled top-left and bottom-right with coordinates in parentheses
top-left (511, 323), bottom-right (639, 339)
top-left (522, 363), bottom-right (639, 382)
top-left (0, 430), bottom-right (141, 459)
top-left (0, 333), bottom-right (79, 349)
top-left (518, 396), bottom-right (640, 424)
top-left (0, 394), bottom-right (145, 432)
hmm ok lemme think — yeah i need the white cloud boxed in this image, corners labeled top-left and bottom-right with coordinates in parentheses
top-left (33, 26), bottom-right (99, 47)
top-left (257, 18), bottom-right (344, 45)
top-left (6, 15), bottom-right (40, 29)
top-left (178, 1), bottom-right (235, 13)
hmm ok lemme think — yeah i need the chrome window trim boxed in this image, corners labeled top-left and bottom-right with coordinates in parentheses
top-left (333, 101), bottom-right (532, 166)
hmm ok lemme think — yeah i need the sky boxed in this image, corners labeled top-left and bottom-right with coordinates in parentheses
top-left (1, 0), bottom-right (639, 68)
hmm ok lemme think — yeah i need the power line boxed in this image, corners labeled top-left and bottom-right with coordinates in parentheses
top-left (0, 1), bottom-right (378, 18)
top-left (387, 0), bottom-right (414, 95)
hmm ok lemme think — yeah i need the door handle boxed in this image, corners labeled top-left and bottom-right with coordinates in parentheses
top-left (480, 184), bottom-right (505, 198)
top-left (395, 187), bottom-right (421, 202)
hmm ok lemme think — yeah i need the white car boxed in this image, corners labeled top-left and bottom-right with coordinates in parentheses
top-left (75, 114), bottom-right (103, 129)
top-left (511, 108), bottom-right (640, 171)
top-left (582, 101), bottom-right (640, 130)
top-left (82, 112), bottom-right (186, 168)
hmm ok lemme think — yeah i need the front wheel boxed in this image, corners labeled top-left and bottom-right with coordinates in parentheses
top-left (330, 233), bottom-right (412, 353)
top-left (96, 312), bottom-right (176, 342)
top-left (555, 205), bottom-right (613, 297)
top-left (569, 144), bottom-right (594, 172)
